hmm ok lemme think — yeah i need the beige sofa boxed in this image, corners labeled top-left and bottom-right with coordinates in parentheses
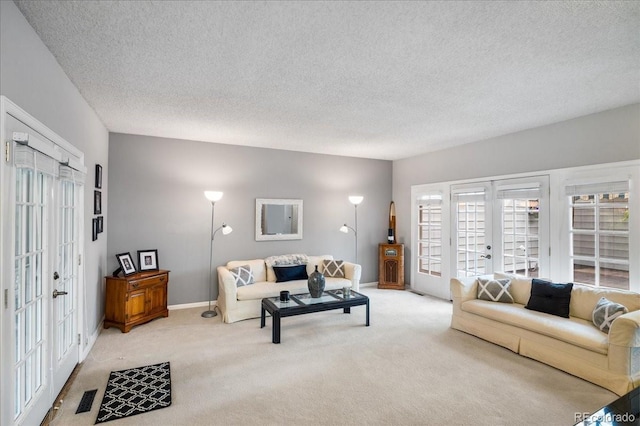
top-left (217, 254), bottom-right (361, 323)
top-left (451, 272), bottom-right (640, 396)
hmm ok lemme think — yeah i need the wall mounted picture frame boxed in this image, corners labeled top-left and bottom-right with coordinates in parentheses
top-left (95, 164), bottom-right (102, 189)
top-left (97, 216), bottom-right (103, 233)
top-left (138, 249), bottom-right (159, 271)
top-left (116, 252), bottom-right (137, 276)
top-left (94, 190), bottom-right (102, 215)
top-left (92, 218), bottom-right (98, 241)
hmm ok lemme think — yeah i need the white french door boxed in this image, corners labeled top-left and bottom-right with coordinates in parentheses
top-left (1, 102), bottom-right (85, 426)
top-left (451, 177), bottom-right (549, 279)
top-left (452, 183), bottom-right (493, 277)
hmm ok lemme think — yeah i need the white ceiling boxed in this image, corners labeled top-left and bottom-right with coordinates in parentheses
top-left (14, 1), bottom-right (640, 160)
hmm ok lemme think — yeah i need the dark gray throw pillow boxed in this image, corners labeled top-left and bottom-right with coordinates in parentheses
top-left (592, 297), bottom-right (628, 333)
top-left (477, 278), bottom-right (514, 303)
top-left (525, 279), bottom-right (573, 318)
top-left (273, 264), bottom-right (308, 283)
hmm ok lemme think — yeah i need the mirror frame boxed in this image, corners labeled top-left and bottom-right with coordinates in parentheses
top-left (255, 198), bottom-right (303, 241)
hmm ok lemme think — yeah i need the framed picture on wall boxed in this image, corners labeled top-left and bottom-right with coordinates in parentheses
top-left (94, 190), bottom-right (102, 215)
top-left (95, 164), bottom-right (102, 188)
top-left (92, 218), bottom-right (98, 241)
top-left (97, 216), bottom-right (103, 233)
top-left (116, 252), bottom-right (137, 276)
top-left (137, 249), bottom-right (159, 271)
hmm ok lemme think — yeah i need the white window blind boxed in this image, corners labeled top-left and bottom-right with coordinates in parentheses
top-left (13, 144), bottom-right (59, 177)
top-left (496, 183), bottom-right (541, 200)
top-left (59, 165), bottom-right (86, 185)
top-left (565, 181), bottom-right (629, 196)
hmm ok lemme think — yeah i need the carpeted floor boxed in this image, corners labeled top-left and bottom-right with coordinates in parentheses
top-left (50, 287), bottom-right (615, 425)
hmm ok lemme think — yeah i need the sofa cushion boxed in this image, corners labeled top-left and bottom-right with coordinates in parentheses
top-left (227, 259), bottom-right (266, 282)
top-left (592, 297), bottom-right (629, 333)
top-left (236, 277), bottom-right (350, 300)
top-left (570, 284), bottom-right (640, 321)
top-left (323, 259), bottom-right (345, 278)
top-left (462, 300), bottom-right (609, 354)
top-left (526, 279), bottom-right (573, 318)
top-left (477, 278), bottom-right (513, 303)
top-left (265, 254), bottom-right (309, 282)
top-left (229, 264), bottom-right (254, 287)
top-left (494, 272), bottom-right (532, 305)
top-left (273, 264), bottom-right (308, 282)
top-left (307, 255), bottom-right (333, 276)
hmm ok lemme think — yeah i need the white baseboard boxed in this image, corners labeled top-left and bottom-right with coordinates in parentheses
top-left (360, 282), bottom-right (378, 288)
top-left (80, 317), bottom-right (103, 361)
top-left (169, 300), bottom-right (216, 310)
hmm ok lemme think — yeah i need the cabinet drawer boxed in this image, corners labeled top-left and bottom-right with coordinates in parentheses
top-left (128, 273), bottom-right (167, 291)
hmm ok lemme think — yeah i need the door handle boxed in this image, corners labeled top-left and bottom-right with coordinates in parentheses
top-left (480, 254), bottom-right (492, 259)
top-left (53, 289), bottom-right (68, 298)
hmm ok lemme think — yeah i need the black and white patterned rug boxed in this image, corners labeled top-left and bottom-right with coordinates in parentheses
top-left (95, 362), bottom-right (171, 424)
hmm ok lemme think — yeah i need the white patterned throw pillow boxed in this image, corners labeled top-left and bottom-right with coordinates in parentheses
top-left (230, 264), bottom-right (254, 287)
top-left (477, 278), bottom-right (514, 303)
top-left (322, 259), bottom-right (345, 278)
top-left (592, 297), bottom-right (628, 333)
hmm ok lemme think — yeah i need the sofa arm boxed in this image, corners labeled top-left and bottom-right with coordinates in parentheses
top-left (343, 262), bottom-right (361, 291)
top-left (217, 266), bottom-right (238, 314)
top-left (450, 276), bottom-right (479, 302)
top-left (609, 309), bottom-right (640, 347)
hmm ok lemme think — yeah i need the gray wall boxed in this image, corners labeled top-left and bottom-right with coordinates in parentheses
top-left (108, 133), bottom-right (392, 305)
top-left (392, 103), bottom-right (640, 282)
top-left (1, 1), bottom-right (109, 341)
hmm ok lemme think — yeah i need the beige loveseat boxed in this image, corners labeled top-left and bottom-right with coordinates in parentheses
top-left (217, 254), bottom-right (361, 323)
top-left (451, 272), bottom-right (640, 395)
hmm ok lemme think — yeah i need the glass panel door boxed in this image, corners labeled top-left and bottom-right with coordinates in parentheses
top-left (452, 184), bottom-right (492, 277)
top-left (13, 166), bottom-right (51, 425)
top-left (2, 110), bottom-right (84, 426)
top-left (451, 178), bottom-right (549, 280)
top-left (53, 178), bottom-right (79, 390)
top-left (495, 176), bottom-right (549, 278)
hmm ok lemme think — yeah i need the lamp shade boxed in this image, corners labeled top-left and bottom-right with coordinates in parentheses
top-left (348, 195), bottom-right (364, 205)
top-left (340, 224), bottom-right (349, 233)
top-left (204, 191), bottom-right (223, 202)
top-left (222, 224), bottom-right (233, 235)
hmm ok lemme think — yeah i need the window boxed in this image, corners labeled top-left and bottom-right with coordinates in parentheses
top-left (567, 181), bottom-right (629, 290)
top-left (417, 194), bottom-right (442, 277)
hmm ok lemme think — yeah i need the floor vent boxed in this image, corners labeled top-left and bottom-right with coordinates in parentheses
top-left (76, 389), bottom-right (97, 414)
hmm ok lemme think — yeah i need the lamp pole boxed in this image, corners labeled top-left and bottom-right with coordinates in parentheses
top-left (202, 199), bottom-right (218, 318)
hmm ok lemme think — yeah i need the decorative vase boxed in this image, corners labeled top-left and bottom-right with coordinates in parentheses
top-left (307, 265), bottom-right (325, 297)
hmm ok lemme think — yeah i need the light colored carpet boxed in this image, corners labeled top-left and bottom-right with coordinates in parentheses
top-left (50, 288), bottom-right (615, 425)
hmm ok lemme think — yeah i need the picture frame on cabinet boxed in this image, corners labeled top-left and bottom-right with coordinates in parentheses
top-left (94, 190), bottom-right (101, 215)
top-left (95, 164), bottom-right (102, 188)
top-left (116, 252), bottom-right (137, 276)
top-left (138, 249), bottom-right (159, 271)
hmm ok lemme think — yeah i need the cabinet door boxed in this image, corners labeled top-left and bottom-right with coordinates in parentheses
top-left (127, 289), bottom-right (148, 322)
top-left (147, 283), bottom-right (167, 315)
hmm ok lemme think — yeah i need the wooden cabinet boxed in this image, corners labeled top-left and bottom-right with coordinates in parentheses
top-left (378, 244), bottom-right (404, 289)
top-left (104, 270), bottom-right (169, 333)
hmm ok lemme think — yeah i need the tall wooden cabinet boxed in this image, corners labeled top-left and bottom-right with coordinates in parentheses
top-left (104, 270), bottom-right (169, 333)
top-left (378, 244), bottom-right (404, 289)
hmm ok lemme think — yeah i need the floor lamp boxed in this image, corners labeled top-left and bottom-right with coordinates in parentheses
top-left (340, 195), bottom-right (363, 264)
top-left (202, 191), bottom-right (233, 318)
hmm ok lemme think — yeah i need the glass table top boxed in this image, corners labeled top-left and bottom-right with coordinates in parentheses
top-left (267, 290), bottom-right (365, 309)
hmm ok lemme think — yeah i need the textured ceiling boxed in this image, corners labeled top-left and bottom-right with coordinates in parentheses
top-left (13, 1), bottom-right (640, 160)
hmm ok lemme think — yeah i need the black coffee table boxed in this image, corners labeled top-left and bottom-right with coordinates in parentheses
top-left (260, 290), bottom-right (370, 343)
top-left (574, 385), bottom-right (639, 425)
